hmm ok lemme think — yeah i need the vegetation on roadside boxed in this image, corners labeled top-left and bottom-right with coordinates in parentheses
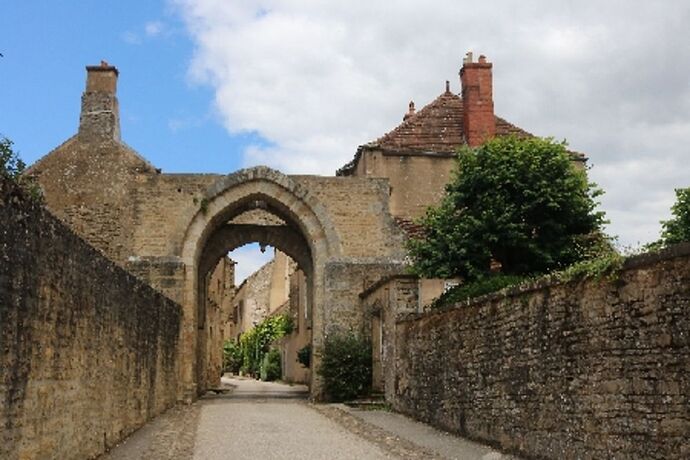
top-left (222, 340), bottom-right (243, 374)
top-left (318, 332), bottom-right (372, 402)
top-left (260, 348), bottom-right (282, 381)
top-left (236, 313), bottom-right (293, 377)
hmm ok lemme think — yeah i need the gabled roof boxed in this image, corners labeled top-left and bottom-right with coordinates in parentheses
top-left (375, 90), bottom-right (465, 153)
top-left (336, 87), bottom-right (583, 176)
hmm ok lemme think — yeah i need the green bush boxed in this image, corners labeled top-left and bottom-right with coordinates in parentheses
top-left (260, 348), bottom-right (282, 381)
top-left (318, 332), bottom-right (372, 402)
top-left (222, 340), bottom-right (243, 374)
top-left (238, 314), bottom-right (293, 377)
top-left (556, 251), bottom-right (624, 282)
top-left (296, 344), bottom-right (311, 368)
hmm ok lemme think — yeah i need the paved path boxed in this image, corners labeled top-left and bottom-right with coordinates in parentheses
top-left (103, 376), bottom-right (514, 459)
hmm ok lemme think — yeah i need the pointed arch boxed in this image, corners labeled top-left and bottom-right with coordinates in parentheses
top-left (177, 166), bottom-right (341, 400)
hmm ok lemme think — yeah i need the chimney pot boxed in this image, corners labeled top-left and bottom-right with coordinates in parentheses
top-left (403, 101), bottom-right (416, 120)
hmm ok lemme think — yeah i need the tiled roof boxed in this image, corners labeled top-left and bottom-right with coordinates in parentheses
top-left (336, 88), bottom-right (585, 176)
top-left (375, 90), bottom-right (465, 153)
top-left (495, 116), bottom-right (533, 138)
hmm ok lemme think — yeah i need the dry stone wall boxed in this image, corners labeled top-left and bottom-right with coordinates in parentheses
top-left (393, 245), bottom-right (690, 459)
top-left (0, 179), bottom-right (182, 460)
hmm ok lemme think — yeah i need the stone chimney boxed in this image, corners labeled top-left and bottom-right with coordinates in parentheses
top-left (78, 61), bottom-right (120, 142)
top-left (460, 52), bottom-right (495, 147)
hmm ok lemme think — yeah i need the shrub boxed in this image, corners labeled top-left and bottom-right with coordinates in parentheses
top-left (556, 251), bottom-right (624, 282)
top-left (296, 344), bottom-right (311, 368)
top-left (222, 340), bottom-right (243, 374)
top-left (260, 348), bottom-right (282, 381)
top-left (318, 332), bottom-right (372, 402)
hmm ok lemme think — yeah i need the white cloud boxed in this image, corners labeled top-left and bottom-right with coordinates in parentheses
top-left (121, 31), bottom-right (141, 45)
top-left (123, 20), bottom-right (170, 45)
top-left (173, 0), bottom-right (690, 246)
top-left (229, 243), bottom-right (274, 284)
top-left (145, 20), bottom-right (165, 37)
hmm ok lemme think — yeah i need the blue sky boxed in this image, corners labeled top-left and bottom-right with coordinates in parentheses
top-left (2, 1), bottom-right (274, 280)
top-left (1, 1), bottom-right (263, 173)
top-left (3, 1), bottom-right (690, 261)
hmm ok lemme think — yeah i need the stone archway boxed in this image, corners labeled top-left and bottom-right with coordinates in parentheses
top-left (179, 166), bottom-right (341, 401)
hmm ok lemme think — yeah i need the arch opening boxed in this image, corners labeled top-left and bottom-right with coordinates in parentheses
top-left (179, 168), bottom-right (339, 401)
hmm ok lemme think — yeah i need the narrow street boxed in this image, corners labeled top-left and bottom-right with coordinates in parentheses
top-left (102, 377), bottom-right (512, 460)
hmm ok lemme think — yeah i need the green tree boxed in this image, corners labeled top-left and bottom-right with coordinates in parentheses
top-left (0, 135), bottom-right (41, 200)
top-left (408, 135), bottom-right (607, 281)
top-left (238, 314), bottom-right (293, 377)
top-left (652, 188), bottom-right (690, 248)
top-left (0, 136), bottom-right (26, 180)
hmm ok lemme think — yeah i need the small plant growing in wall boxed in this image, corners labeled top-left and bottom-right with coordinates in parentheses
top-left (318, 332), bottom-right (372, 402)
top-left (199, 197), bottom-right (209, 214)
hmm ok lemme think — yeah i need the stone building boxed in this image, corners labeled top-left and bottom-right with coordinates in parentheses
top-left (338, 51), bottom-right (584, 220)
top-left (28, 61), bottom-right (405, 400)
top-left (27, 53), bottom-right (555, 400)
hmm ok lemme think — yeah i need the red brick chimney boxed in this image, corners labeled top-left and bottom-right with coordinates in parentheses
top-left (78, 61), bottom-right (121, 142)
top-left (460, 52), bottom-right (495, 147)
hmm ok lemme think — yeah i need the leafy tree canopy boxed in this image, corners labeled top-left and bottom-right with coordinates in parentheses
top-left (0, 136), bottom-right (26, 180)
top-left (407, 135), bottom-right (607, 281)
top-left (651, 188), bottom-right (690, 248)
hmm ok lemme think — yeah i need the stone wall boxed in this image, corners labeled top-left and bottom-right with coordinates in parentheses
top-left (352, 150), bottom-right (455, 220)
top-left (324, 261), bottom-right (406, 337)
top-left (0, 179), bottom-right (182, 460)
top-left (293, 175), bottom-right (406, 259)
top-left (393, 245), bottom-right (690, 459)
top-left (361, 275), bottom-right (420, 395)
